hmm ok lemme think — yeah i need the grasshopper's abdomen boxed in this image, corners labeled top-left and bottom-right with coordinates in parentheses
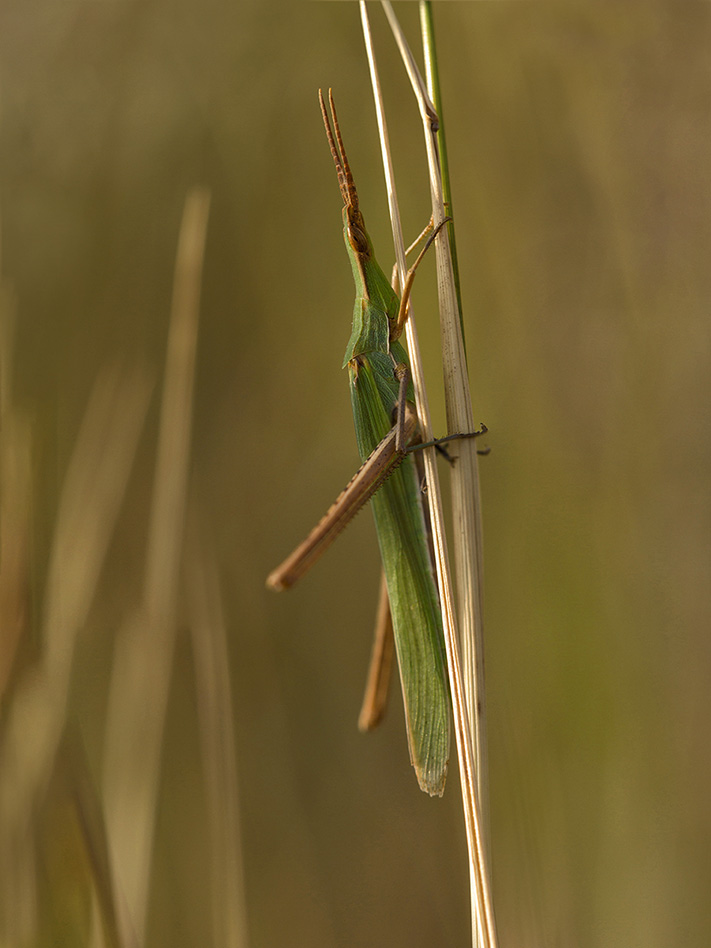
top-left (348, 355), bottom-right (450, 796)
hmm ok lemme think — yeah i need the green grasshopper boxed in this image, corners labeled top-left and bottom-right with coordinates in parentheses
top-left (268, 90), bottom-right (459, 795)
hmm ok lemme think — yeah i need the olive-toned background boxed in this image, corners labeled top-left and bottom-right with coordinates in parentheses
top-left (2, 2), bottom-right (709, 947)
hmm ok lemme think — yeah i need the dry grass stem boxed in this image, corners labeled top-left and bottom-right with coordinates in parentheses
top-left (0, 361), bottom-right (151, 945)
top-left (0, 292), bottom-right (31, 704)
top-left (69, 737), bottom-right (126, 948)
top-left (364, 5), bottom-right (496, 947)
top-left (416, 0), bottom-right (487, 803)
top-left (98, 187), bottom-right (210, 946)
top-left (187, 522), bottom-right (250, 948)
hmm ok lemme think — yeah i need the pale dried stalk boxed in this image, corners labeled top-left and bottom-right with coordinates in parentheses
top-left (0, 361), bottom-right (151, 946)
top-left (0, 291), bottom-right (30, 703)
top-left (418, 0), bottom-right (487, 800)
top-left (362, 5), bottom-right (496, 947)
top-left (186, 522), bottom-right (250, 948)
top-left (99, 187), bottom-right (210, 947)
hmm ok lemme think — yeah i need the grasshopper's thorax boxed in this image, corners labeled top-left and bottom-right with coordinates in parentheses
top-left (341, 203), bottom-right (401, 367)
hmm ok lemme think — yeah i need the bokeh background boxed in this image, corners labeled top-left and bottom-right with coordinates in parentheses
top-left (1, 2), bottom-right (709, 947)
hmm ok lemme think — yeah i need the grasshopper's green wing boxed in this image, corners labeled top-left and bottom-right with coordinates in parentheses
top-left (349, 349), bottom-right (450, 796)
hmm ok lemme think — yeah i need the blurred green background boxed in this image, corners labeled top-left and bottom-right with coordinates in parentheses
top-left (1, 2), bottom-right (710, 947)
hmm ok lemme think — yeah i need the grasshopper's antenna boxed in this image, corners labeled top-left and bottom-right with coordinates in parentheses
top-left (327, 89), bottom-right (359, 213)
top-left (319, 88), bottom-right (370, 256)
top-left (319, 88), bottom-right (360, 214)
top-left (319, 88), bottom-right (348, 206)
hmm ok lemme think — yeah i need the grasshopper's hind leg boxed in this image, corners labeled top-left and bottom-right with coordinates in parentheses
top-left (358, 572), bottom-right (396, 732)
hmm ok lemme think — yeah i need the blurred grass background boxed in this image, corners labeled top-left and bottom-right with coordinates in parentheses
top-left (1, 2), bottom-right (710, 947)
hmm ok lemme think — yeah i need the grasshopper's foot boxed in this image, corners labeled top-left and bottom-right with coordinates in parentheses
top-left (408, 423), bottom-right (489, 463)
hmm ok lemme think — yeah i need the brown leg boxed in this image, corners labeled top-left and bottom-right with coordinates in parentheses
top-left (358, 571), bottom-right (395, 732)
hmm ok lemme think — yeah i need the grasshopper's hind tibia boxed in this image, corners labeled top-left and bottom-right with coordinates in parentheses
top-left (358, 572), bottom-right (396, 731)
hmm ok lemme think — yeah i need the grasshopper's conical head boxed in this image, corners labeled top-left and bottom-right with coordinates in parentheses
top-left (319, 89), bottom-right (371, 259)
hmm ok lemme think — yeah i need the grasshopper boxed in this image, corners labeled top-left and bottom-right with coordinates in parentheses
top-left (269, 90), bottom-right (471, 795)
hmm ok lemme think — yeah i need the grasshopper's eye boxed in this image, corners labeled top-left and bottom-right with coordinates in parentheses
top-left (347, 224), bottom-right (369, 254)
